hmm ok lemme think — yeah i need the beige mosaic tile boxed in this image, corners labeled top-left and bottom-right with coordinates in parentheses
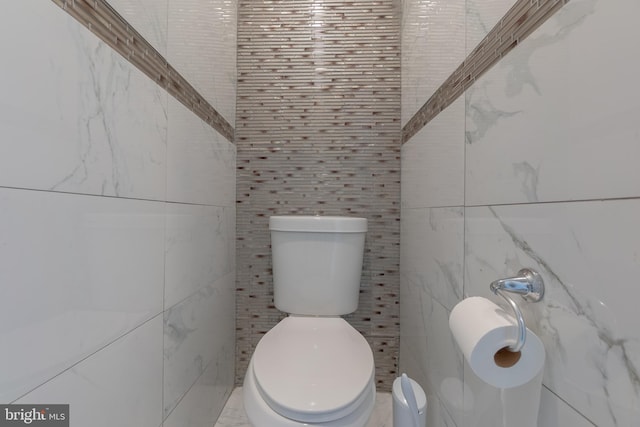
top-left (235, 0), bottom-right (402, 391)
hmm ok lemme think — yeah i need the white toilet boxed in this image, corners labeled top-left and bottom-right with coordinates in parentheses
top-left (243, 215), bottom-right (376, 427)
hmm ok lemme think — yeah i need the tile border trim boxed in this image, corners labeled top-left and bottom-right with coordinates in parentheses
top-left (51, 0), bottom-right (235, 143)
top-left (401, 0), bottom-right (570, 143)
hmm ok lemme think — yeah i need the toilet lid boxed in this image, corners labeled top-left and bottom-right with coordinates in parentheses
top-left (252, 316), bottom-right (374, 422)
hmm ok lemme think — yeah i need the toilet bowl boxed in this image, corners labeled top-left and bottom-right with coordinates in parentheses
top-left (243, 316), bottom-right (376, 427)
top-left (243, 216), bottom-right (374, 427)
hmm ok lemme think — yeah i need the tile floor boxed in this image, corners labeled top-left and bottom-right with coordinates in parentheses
top-left (215, 387), bottom-right (393, 427)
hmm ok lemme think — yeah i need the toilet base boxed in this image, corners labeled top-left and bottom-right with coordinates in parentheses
top-left (243, 359), bottom-right (376, 427)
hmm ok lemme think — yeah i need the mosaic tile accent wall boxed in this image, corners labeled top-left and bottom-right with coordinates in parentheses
top-left (235, 0), bottom-right (402, 390)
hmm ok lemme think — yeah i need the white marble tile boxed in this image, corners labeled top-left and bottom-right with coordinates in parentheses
top-left (163, 347), bottom-right (235, 427)
top-left (537, 387), bottom-right (595, 427)
top-left (465, 0), bottom-right (516, 56)
top-left (465, 0), bottom-right (640, 206)
top-left (107, 0), bottom-right (169, 56)
top-left (164, 273), bottom-right (235, 417)
top-left (16, 316), bottom-right (163, 427)
top-left (399, 280), bottom-right (464, 427)
top-left (399, 279), bottom-right (464, 427)
top-left (401, 0), bottom-right (465, 127)
top-left (164, 204), bottom-right (235, 308)
top-left (214, 387), bottom-right (249, 427)
top-left (166, 97), bottom-right (236, 206)
top-left (425, 394), bottom-right (459, 427)
top-left (213, 388), bottom-right (392, 427)
top-left (401, 97), bottom-right (465, 209)
top-left (0, 188), bottom-right (164, 403)
top-left (465, 199), bottom-right (640, 426)
top-left (401, 207), bottom-right (464, 311)
top-left (167, 0), bottom-right (237, 127)
top-left (0, 0), bottom-right (168, 200)
top-left (462, 365), bottom-right (544, 427)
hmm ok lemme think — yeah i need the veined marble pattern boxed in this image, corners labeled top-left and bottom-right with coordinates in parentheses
top-left (167, 97), bottom-right (236, 206)
top-left (465, 0), bottom-right (640, 206)
top-left (164, 204), bottom-right (235, 308)
top-left (400, 207), bottom-right (464, 311)
top-left (168, 0), bottom-right (237, 127)
top-left (16, 316), bottom-right (163, 427)
top-left (164, 273), bottom-right (235, 418)
top-left (537, 387), bottom-right (595, 427)
top-left (106, 0), bottom-right (168, 56)
top-left (465, 0), bottom-right (516, 56)
top-left (163, 332), bottom-right (235, 427)
top-left (465, 199), bottom-right (640, 426)
top-left (401, 0), bottom-right (640, 426)
top-left (1, 0), bottom-right (236, 426)
top-left (401, 97), bottom-right (465, 209)
top-left (0, 0), bottom-right (168, 201)
top-left (214, 388), bottom-right (393, 427)
top-left (0, 188), bottom-right (164, 403)
top-left (401, 0), bottom-right (465, 127)
top-left (399, 272), bottom-right (464, 427)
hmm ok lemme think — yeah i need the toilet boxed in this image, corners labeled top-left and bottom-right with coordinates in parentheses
top-left (243, 215), bottom-right (376, 427)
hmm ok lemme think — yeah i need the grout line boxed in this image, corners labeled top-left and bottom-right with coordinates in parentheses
top-left (0, 185), bottom-right (232, 209)
top-left (464, 195), bottom-right (640, 209)
top-left (161, 199), bottom-right (167, 424)
top-left (402, 195), bottom-right (640, 211)
top-left (162, 355), bottom-right (220, 423)
top-left (541, 385), bottom-right (598, 426)
top-left (10, 312), bottom-right (164, 404)
top-left (166, 271), bottom-right (236, 318)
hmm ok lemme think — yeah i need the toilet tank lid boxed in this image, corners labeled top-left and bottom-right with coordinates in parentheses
top-left (269, 216), bottom-right (367, 233)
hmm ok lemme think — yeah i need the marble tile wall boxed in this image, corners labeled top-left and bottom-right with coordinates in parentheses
top-left (401, 0), bottom-right (571, 143)
top-left (400, 0), bottom-right (639, 426)
top-left (0, 1), bottom-right (236, 426)
top-left (235, 0), bottom-right (402, 391)
top-left (52, 0), bottom-right (235, 141)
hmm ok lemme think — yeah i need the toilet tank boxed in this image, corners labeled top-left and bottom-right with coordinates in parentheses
top-left (269, 216), bottom-right (367, 316)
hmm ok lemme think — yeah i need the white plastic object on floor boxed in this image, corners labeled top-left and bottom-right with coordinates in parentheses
top-left (392, 374), bottom-right (426, 427)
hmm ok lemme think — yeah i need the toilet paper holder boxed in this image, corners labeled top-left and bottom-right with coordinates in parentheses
top-left (489, 268), bottom-right (544, 353)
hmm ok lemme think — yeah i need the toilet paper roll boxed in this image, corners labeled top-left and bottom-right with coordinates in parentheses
top-left (449, 296), bottom-right (545, 389)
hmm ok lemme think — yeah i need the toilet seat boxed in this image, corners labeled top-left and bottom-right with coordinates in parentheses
top-left (252, 316), bottom-right (374, 423)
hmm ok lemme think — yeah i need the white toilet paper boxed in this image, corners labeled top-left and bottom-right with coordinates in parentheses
top-left (449, 296), bottom-right (545, 389)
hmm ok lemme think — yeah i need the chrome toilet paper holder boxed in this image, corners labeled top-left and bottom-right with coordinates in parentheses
top-left (489, 268), bottom-right (544, 352)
